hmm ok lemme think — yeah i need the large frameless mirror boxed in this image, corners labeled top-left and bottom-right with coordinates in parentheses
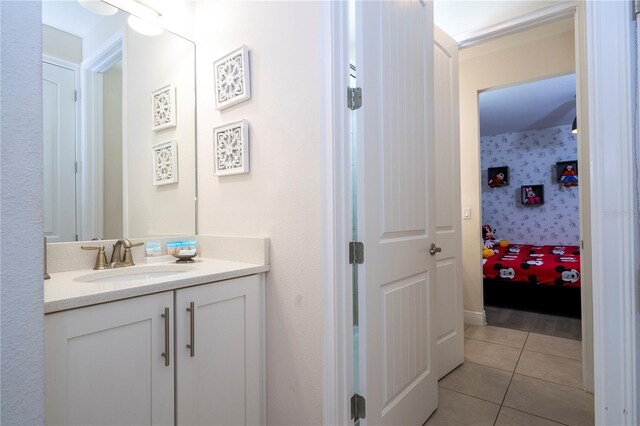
top-left (42, 0), bottom-right (196, 242)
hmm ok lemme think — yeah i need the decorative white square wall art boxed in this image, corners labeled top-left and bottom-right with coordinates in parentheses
top-left (214, 46), bottom-right (251, 110)
top-left (152, 141), bottom-right (179, 186)
top-left (213, 120), bottom-right (249, 176)
top-left (151, 84), bottom-right (177, 131)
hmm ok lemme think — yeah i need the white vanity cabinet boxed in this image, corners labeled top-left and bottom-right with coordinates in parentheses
top-left (45, 291), bottom-right (175, 425)
top-left (176, 275), bottom-right (262, 425)
top-left (45, 274), bottom-right (264, 426)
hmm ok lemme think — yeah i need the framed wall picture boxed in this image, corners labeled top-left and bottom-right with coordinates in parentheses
top-left (214, 45), bottom-right (251, 110)
top-left (151, 84), bottom-right (177, 131)
top-left (521, 185), bottom-right (544, 205)
top-left (488, 166), bottom-right (509, 188)
top-left (556, 160), bottom-right (578, 187)
top-left (213, 119), bottom-right (249, 176)
top-left (152, 141), bottom-right (178, 186)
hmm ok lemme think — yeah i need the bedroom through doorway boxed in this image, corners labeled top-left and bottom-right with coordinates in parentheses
top-left (479, 74), bottom-right (582, 342)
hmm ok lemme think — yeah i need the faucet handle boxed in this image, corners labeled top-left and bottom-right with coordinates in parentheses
top-left (81, 245), bottom-right (110, 270)
top-left (120, 242), bottom-right (143, 267)
top-left (81, 245), bottom-right (103, 250)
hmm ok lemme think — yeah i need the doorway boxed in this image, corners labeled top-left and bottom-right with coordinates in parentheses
top-left (478, 74), bottom-right (583, 340)
top-left (325, 2), bottom-right (637, 425)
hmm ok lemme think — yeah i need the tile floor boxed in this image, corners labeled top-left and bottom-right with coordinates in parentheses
top-left (424, 325), bottom-right (594, 426)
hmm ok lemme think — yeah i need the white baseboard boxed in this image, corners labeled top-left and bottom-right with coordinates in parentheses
top-left (464, 310), bottom-right (486, 326)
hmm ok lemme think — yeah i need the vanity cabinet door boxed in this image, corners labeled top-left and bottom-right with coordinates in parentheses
top-left (176, 275), bottom-right (263, 425)
top-left (45, 292), bottom-right (174, 425)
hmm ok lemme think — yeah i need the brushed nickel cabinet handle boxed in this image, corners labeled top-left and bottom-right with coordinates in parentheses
top-left (161, 307), bottom-right (170, 366)
top-left (186, 302), bottom-right (195, 357)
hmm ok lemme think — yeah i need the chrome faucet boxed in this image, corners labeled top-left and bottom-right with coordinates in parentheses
top-left (110, 239), bottom-right (143, 268)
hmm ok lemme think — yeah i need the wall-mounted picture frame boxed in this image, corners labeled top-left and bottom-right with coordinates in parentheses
top-left (152, 141), bottom-right (178, 186)
top-left (488, 166), bottom-right (509, 188)
top-left (213, 119), bottom-right (249, 176)
top-left (214, 45), bottom-right (251, 110)
top-left (521, 185), bottom-right (544, 205)
top-left (151, 84), bottom-right (177, 131)
top-left (556, 160), bottom-right (578, 187)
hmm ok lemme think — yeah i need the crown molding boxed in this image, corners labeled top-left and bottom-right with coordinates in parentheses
top-left (456, 2), bottom-right (577, 49)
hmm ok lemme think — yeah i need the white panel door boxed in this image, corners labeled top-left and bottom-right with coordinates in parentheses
top-left (43, 61), bottom-right (77, 242)
top-left (176, 276), bottom-right (262, 426)
top-left (434, 26), bottom-right (464, 379)
top-left (45, 292), bottom-right (174, 425)
top-left (358, 1), bottom-right (438, 424)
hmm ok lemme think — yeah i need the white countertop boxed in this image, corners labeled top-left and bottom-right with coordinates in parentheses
top-left (45, 257), bottom-right (270, 314)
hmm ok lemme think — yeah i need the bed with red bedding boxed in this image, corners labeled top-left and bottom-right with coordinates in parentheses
top-left (483, 244), bottom-right (581, 287)
top-left (482, 244), bottom-right (582, 317)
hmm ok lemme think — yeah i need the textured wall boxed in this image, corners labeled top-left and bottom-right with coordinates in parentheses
top-left (193, 2), bottom-right (324, 424)
top-left (1, 1), bottom-right (45, 423)
top-left (481, 125), bottom-right (579, 246)
top-left (459, 19), bottom-right (575, 314)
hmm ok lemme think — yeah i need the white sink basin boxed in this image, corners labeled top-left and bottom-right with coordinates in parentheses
top-left (74, 264), bottom-right (189, 283)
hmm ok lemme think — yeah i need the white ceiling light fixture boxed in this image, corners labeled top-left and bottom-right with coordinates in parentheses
top-left (127, 14), bottom-right (164, 36)
top-left (77, 0), bottom-right (118, 16)
top-left (126, 0), bottom-right (164, 36)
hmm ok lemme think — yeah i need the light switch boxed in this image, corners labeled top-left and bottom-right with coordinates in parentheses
top-left (463, 207), bottom-right (471, 220)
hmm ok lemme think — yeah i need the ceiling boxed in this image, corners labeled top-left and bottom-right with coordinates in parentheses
top-left (433, 0), bottom-right (564, 41)
top-left (42, 0), bottom-right (110, 38)
top-left (479, 73), bottom-right (576, 137)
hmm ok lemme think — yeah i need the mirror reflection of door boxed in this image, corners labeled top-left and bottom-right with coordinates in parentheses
top-left (43, 58), bottom-right (124, 242)
top-left (43, 62), bottom-right (78, 242)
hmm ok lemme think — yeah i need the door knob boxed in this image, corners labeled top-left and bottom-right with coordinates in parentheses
top-left (429, 243), bottom-right (442, 256)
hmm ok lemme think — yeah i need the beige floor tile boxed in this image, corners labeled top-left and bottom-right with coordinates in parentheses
top-left (525, 332), bottom-right (582, 360)
top-left (464, 338), bottom-right (522, 372)
top-left (495, 407), bottom-right (563, 426)
top-left (503, 375), bottom-right (594, 426)
top-left (439, 362), bottom-right (512, 404)
top-left (516, 350), bottom-right (583, 389)
top-left (424, 388), bottom-right (500, 426)
top-left (465, 325), bottom-right (529, 348)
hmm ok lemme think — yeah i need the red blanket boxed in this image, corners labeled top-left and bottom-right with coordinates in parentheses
top-left (482, 244), bottom-right (581, 288)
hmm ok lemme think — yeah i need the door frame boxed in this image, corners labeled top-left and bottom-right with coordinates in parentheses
top-left (322, 1), bottom-right (638, 425)
top-left (42, 55), bottom-right (81, 241)
top-left (81, 34), bottom-right (123, 241)
top-left (321, 1), bottom-right (352, 424)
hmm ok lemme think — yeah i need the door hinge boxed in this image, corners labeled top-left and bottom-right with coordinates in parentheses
top-left (349, 242), bottom-right (364, 264)
top-left (348, 87), bottom-right (362, 110)
top-left (74, 90), bottom-right (78, 102)
top-left (75, 161), bottom-right (78, 173)
top-left (351, 393), bottom-right (366, 421)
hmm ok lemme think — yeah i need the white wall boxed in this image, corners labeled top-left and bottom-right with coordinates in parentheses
top-left (459, 19), bottom-right (575, 314)
top-left (42, 24), bottom-right (82, 64)
top-left (193, 2), bottom-right (324, 424)
top-left (0, 1), bottom-right (45, 423)
top-left (82, 11), bottom-right (127, 62)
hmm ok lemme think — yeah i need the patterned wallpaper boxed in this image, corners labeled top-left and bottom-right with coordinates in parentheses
top-left (481, 125), bottom-right (579, 246)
